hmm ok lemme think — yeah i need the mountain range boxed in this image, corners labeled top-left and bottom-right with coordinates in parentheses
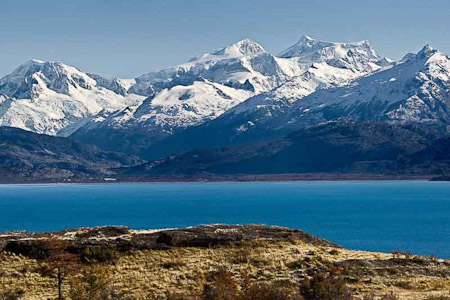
top-left (1, 35), bottom-right (449, 182)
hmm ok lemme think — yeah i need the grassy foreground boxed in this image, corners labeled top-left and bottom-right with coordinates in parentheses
top-left (0, 225), bottom-right (449, 300)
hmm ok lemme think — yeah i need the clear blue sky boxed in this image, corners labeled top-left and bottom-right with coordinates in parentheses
top-left (1, 0), bottom-right (449, 78)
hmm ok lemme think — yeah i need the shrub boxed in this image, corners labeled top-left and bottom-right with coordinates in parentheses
top-left (4, 241), bottom-right (50, 259)
top-left (80, 246), bottom-right (119, 264)
top-left (229, 248), bottom-right (251, 264)
top-left (328, 249), bottom-right (340, 256)
top-left (68, 266), bottom-right (119, 300)
top-left (390, 250), bottom-right (412, 259)
top-left (201, 269), bottom-right (304, 300)
top-left (300, 266), bottom-right (354, 300)
top-left (201, 269), bottom-right (239, 300)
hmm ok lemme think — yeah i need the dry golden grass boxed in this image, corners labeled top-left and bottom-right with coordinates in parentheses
top-left (1, 240), bottom-right (449, 300)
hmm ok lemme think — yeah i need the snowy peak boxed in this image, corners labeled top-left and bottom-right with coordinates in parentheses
top-left (85, 80), bottom-right (254, 134)
top-left (282, 44), bottom-right (450, 127)
top-left (417, 44), bottom-right (437, 60)
top-left (398, 45), bottom-right (445, 72)
top-left (0, 59), bottom-right (145, 136)
top-left (278, 35), bottom-right (317, 57)
top-left (400, 45), bottom-right (437, 64)
top-left (131, 38), bottom-right (294, 96)
top-left (0, 59), bottom-right (136, 99)
top-left (211, 38), bottom-right (267, 58)
top-left (188, 38), bottom-right (268, 63)
top-left (0, 59), bottom-right (98, 99)
top-left (223, 37), bottom-right (389, 121)
top-left (279, 35), bottom-right (381, 62)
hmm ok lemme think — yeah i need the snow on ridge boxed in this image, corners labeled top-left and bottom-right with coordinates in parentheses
top-left (0, 59), bottom-right (145, 136)
top-left (93, 80), bottom-right (254, 133)
top-left (278, 35), bottom-right (380, 63)
top-left (5, 37), bottom-right (447, 144)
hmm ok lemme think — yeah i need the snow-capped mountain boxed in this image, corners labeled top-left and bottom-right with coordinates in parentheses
top-left (280, 45), bottom-right (450, 129)
top-left (70, 38), bottom-right (302, 151)
top-left (0, 60), bottom-right (144, 136)
top-left (230, 36), bottom-right (387, 114)
top-left (70, 78), bottom-right (254, 155)
top-left (4, 35), bottom-right (449, 165)
top-left (72, 36), bottom-right (389, 157)
top-left (136, 44), bottom-right (450, 160)
top-left (279, 35), bottom-right (383, 72)
top-left (80, 79), bottom-right (253, 133)
top-left (136, 36), bottom-right (390, 157)
top-left (128, 38), bottom-right (302, 96)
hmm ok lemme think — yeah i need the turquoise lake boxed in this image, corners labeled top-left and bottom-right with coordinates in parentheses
top-left (0, 181), bottom-right (449, 257)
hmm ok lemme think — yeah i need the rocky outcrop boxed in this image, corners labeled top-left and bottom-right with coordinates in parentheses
top-left (0, 224), bottom-right (339, 258)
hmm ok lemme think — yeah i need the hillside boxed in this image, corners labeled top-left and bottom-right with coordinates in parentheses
top-left (0, 127), bottom-right (143, 182)
top-left (118, 119), bottom-right (447, 179)
top-left (1, 224), bottom-right (449, 300)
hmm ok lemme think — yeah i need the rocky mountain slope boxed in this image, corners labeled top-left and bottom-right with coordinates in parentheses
top-left (0, 127), bottom-right (142, 182)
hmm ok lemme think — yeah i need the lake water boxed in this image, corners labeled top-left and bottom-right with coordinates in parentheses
top-left (0, 181), bottom-right (449, 258)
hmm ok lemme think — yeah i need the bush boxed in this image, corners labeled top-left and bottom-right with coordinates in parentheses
top-left (201, 269), bottom-right (239, 300)
top-left (68, 266), bottom-right (125, 300)
top-left (300, 266), bottom-right (353, 300)
top-left (4, 241), bottom-right (50, 259)
top-left (80, 246), bottom-right (119, 264)
top-left (201, 269), bottom-right (304, 300)
top-left (200, 266), bottom-right (357, 300)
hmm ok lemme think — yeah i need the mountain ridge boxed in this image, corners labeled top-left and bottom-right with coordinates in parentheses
top-left (70, 35), bottom-right (392, 156)
top-left (135, 44), bottom-right (450, 160)
top-left (1, 36), bottom-right (450, 181)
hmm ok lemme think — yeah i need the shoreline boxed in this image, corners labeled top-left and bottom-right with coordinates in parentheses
top-left (0, 173), bottom-right (437, 185)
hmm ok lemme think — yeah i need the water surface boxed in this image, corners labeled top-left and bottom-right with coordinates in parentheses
top-left (0, 181), bottom-right (449, 257)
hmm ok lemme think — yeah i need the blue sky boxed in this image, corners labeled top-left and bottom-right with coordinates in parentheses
top-left (1, 0), bottom-right (449, 77)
